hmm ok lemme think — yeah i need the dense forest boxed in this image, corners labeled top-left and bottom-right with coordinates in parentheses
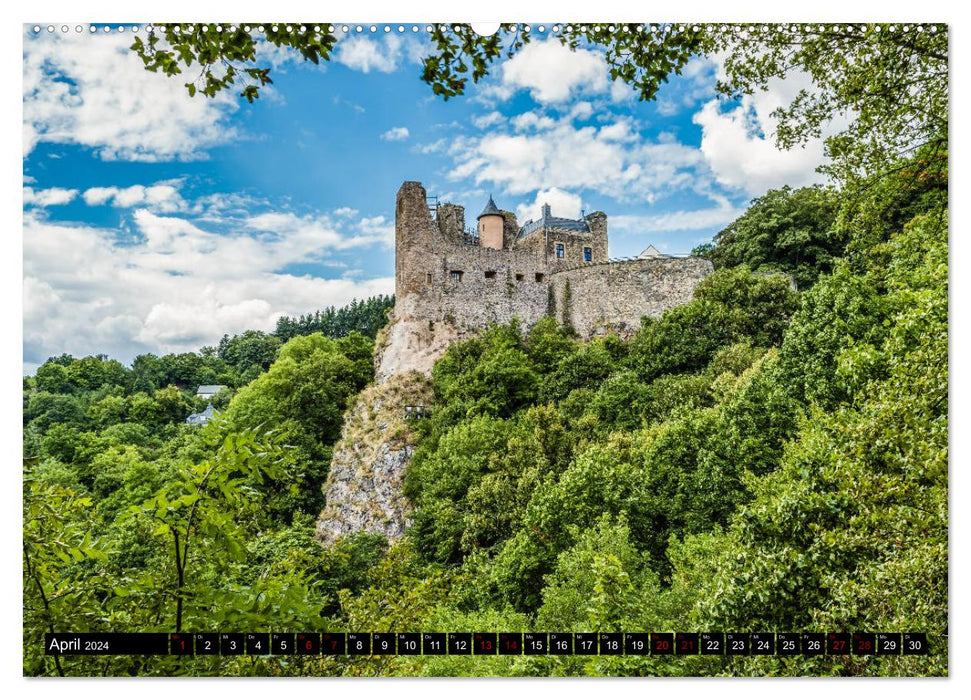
top-left (23, 147), bottom-right (947, 675)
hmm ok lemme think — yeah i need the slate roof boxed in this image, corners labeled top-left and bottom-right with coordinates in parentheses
top-left (186, 403), bottom-right (217, 426)
top-left (637, 245), bottom-right (667, 258)
top-left (196, 384), bottom-right (227, 395)
top-left (477, 195), bottom-right (502, 219)
top-left (518, 203), bottom-right (591, 238)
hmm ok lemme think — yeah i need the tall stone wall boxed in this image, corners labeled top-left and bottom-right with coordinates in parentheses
top-left (395, 181), bottom-right (550, 329)
top-left (438, 246), bottom-right (549, 328)
top-left (550, 257), bottom-right (713, 339)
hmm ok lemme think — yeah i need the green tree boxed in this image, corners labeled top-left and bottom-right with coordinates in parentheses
top-left (128, 424), bottom-right (287, 631)
top-left (669, 213), bottom-right (946, 675)
top-left (223, 332), bottom-right (373, 519)
top-left (273, 295), bottom-right (394, 341)
top-left (217, 329), bottom-right (281, 376)
top-left (627, 267), bottom-right (798, 381)
top-left (537, 516), bottom-right (660, 633)
top-left (65, 355), bottom-right (129, 392)
top-left (697, 186), bottom-right (841, 289)
top-left (34, 362), bottom-right (73, 394)
top-left (24, 392), bottom-right (85, 433)
top-left (23, 465), bottom-right (110, 676)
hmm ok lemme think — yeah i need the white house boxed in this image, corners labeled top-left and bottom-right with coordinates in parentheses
top-left (195, 384), bottom-right (227, 400)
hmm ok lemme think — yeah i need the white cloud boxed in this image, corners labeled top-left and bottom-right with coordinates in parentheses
top-left (692, 68), bottom-right (843, 195)
top-left (189, 192), bottom-right (265, 220)
top-left (23, 187), bottom-right (78, 207)
top-left (654, 56), bottom-right (718, 117)
top-left (334, 34), bottom-right (426, 74)
top-left (82, 183), bottom-right (186, 212)
top-left (499, 40), bottom-right (609, 103)
top-left (610, 79), bottom-right (636, 103)
top-left (598, 121), bottom-right (635, 142)
top-left (255, 39), bottom-right (320, 72)
top-left (381, 126), bottom-right (410, 142)
top-left (446, 110), bottom-right (705, 203)
top-left (23, 30), bottom-right (238, 161)
top-left (472, 111), bottom-right (505, 129)
top-left (569, 102), bottom-right (594, 121)
top-left (516, 188), bottom-right (584, 223)
top-left (511, 112), bottom-right (557, 132)
top-left (655, 100), bottom-right (682, 117)
top-left (22, 206), bottom-right (395, 364)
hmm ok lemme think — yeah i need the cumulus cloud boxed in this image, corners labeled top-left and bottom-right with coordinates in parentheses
top-left (446, 110), bottom-right (705, 203)
top-left (499, 40), bottom-right (609, 103)
top-left (244, 211), bottom-right (394, 255)
top-left (609, 79), bottom-right (636, 103)
top-left (472, 111), bottom-right (505, 129)
top-left (334, 34), bottom-right (427, 74)
top-left (82, 183), bottom-right (186, 213)
top-left (23, 29), bottom-right (238, 161)
top-left (22, 206), bottom-right (394, 365)
top-left (692, 68), bottom-right (843, 195)
top-left (655, 56), bottom-right (718, 117)
top-left (515, 188), bottom-right (585, 223)
top-left (381, 126), bottom-right (410, 141)
top-left (23, 187), bottom-right (78, 207)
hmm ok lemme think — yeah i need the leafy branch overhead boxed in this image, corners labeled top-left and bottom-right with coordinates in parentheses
top-left (131, 23), bottom-right (338, 103)
top-left (132, 23), bottom-right (946, 182)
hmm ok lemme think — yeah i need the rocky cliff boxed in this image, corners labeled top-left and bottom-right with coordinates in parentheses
top-left (314, 370), bottom-right (432, 545)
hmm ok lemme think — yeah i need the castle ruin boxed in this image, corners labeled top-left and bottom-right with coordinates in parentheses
top-left (374, 181), bottom-right (713, 380)
top-left (318, 182), bottom-right (715, 543)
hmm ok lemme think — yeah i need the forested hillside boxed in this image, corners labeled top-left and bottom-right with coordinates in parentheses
top-left (23, 149), bottom-right (947, 675)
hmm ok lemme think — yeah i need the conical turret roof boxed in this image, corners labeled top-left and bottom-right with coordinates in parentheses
top-left (477, 195), bottom-right (502, 219)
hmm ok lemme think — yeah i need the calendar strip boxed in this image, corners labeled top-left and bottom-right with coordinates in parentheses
top-left (45, 632), bottom-right (930, 656)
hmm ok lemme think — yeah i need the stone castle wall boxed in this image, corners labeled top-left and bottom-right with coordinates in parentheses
top-left (384, 180), bottom-right (713, 377)
top-left (551, 256), bottom-right (714, 339)
top-left (437, 245), bottom-right (550, 328)
top-left (395, 181), bottom-right (550, 329)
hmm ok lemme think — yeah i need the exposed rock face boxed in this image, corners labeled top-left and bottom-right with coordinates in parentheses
top-left (373, 308), bottom-right (467, 384)
top-left (314, 371), bottom-right (432, 545)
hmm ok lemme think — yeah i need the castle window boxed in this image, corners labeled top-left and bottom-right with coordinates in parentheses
top-left (484, 270), bottom-right (497, 280)
top-left (535, 273), bottom-right (545, 283)
top-left (426, 273), bottom-right (432, 284)
top-left (450, 270), bottom-right (463, 283)
top-left (515, 273), bottom-right (524, 282)
top-left (584, 247), bottom-right (592, 262)
top-left (556, 243), bottom-right (565, 259)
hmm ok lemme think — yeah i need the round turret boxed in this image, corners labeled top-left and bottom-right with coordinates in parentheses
top-left (477, 195), bottom-right (504, 250)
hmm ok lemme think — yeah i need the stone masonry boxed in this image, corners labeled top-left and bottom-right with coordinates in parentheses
top-left (375, 181), bottom-right (713, 380)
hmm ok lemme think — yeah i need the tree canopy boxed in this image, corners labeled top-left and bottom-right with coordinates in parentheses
top-left (693, 185), bottom-right (842, 289)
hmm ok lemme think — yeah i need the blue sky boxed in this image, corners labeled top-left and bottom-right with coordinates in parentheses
top-left (22, 24), bottom-right (836, 372)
